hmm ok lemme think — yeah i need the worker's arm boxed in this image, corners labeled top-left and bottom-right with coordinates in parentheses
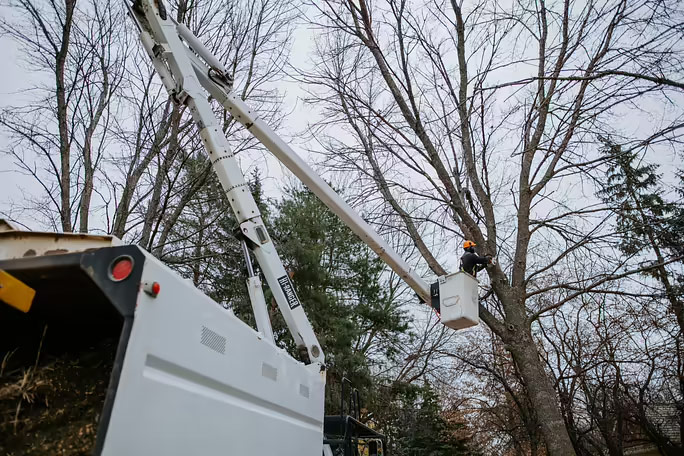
top-left (473, 254), bottom-right (493, 272)
top-left (474, 254), bottom-right (491, 265)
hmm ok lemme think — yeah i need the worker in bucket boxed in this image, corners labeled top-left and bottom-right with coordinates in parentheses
top-left (460, 240), bottom-right (492, 277)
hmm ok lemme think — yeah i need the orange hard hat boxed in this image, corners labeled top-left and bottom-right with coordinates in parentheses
top-left (463, 240), bottom-right (476, 249)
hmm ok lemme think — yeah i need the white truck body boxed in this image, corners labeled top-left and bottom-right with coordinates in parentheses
top-left (104, 251), bottom-right (325, 455)
top-left (0, 229), bottom-right (325, 456)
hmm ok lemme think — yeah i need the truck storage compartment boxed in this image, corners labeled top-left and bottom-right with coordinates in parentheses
top-left (0, 245), bottom-right (143, 455)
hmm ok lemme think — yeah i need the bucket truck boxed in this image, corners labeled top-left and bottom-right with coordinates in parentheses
top-left (0, 1), bottom-right (479, 454)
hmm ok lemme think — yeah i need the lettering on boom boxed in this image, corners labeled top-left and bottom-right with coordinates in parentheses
top-left (277, 275), bottom-right (301, 310)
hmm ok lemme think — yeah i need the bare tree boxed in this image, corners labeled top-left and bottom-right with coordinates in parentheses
top-left (122, 0), bottom-right (298, 255)
top-left (439, 327), bottom-right (544, 455)
top-left (299, 0), bottom-right (684, 453)
top-left (539, 281), bottom-right (683, 455)
top-left (1, 0), bottom-right (125, 232)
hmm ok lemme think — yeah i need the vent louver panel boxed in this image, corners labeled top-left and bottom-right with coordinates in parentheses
top-left (201, 326), bottom-right (226, 354)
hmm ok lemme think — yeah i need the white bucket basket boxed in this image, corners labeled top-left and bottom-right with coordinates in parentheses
top-left (438, 271), bottom-right (479, 330)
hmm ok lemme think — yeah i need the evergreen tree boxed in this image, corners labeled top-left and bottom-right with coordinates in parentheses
top-left (597, 138), bottom-right (682, 323)
top-left (598, 139), bottom-right (684, 446)
top-left (270, 186), bottom-right (408, 393)
top-left (164, 164), bottom-right (266, 326)
top-left (667, 169), bottom-right (684, 256)
top-left (385, 384), bottom-right (476, 456)
top-left (598, 138), bottom-right (672, 255)
top-left (269, 186), bottom-right (479, 454)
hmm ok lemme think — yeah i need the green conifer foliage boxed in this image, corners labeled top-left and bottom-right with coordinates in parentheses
top-left (598, 138), bottom-right (671, 256)
top-left (271, 186), bottom-right (408, 390)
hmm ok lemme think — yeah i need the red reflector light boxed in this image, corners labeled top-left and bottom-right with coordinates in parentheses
top-left (143, 281), bottom-right (161, 297)
top-left (110, 256), bottom-right (134, 282)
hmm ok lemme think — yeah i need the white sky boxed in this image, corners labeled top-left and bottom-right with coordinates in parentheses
top-left (1, 2), bottom-right (681, 234)
top-left (0, 11), bottom-right (36, 221)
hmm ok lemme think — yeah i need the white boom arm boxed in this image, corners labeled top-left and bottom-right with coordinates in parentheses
top-left (128, 0), bottom-right (439, 365)
top-left (213, 92), bottom-right (431, 303)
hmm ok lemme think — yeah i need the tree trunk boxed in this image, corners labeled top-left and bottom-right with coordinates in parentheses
top-left (56, 0), bottom-right (77, 232)
top-left (152, 160), bottom-right (212, 257)
top-left (111, 100), bottom-right (172, 238)
top-left (139, 154), bottom-right (171, 249)
top-left (79, 53), bottom-right (110, 233)
top-left (79, 155), bottom-right (94, 233)
top-left (139, 105), bottom-right (181, 248)
top-left (508, 327), bottom-right (577, 455)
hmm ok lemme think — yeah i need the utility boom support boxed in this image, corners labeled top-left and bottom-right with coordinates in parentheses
top-left (129, 0), bottom-right (324, 365)
top-left (145, 5), bottom-right (432, 304)
top-left (129, 0), bottom-right (463, 366)
top-left (212, 94), bottom-right (432, 304)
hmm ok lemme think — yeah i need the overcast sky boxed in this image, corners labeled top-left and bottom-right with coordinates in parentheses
top-left (0, 5), bottom-right (38, 222)
top-left (1, 3), bottom-right (681, 234)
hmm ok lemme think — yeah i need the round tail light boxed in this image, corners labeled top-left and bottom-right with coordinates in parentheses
top-left (109, 256), bottom-right (134, 282)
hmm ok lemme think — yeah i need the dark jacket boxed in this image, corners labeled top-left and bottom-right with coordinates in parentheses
top-left (460, 249), bottom-right (490, 277)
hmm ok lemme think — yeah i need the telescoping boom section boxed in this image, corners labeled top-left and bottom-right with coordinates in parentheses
top-left (127, 0), bottom-right (479, 353)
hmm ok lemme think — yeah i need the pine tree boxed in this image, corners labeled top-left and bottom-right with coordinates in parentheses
top-left (598, 138), bottom-right (671, 255)
top-left (270, 186), bottom-right (408, 392)
top-left (666, 169), bottom-right (684, 256)
top-left (598, 138), bottom-right (684, 448)
top-left (387, 384), bottom-right (477, 456)
top-left (164, 165), bottom-right (266, 327)
top-left (597, 138), bottom-right (682, 327)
